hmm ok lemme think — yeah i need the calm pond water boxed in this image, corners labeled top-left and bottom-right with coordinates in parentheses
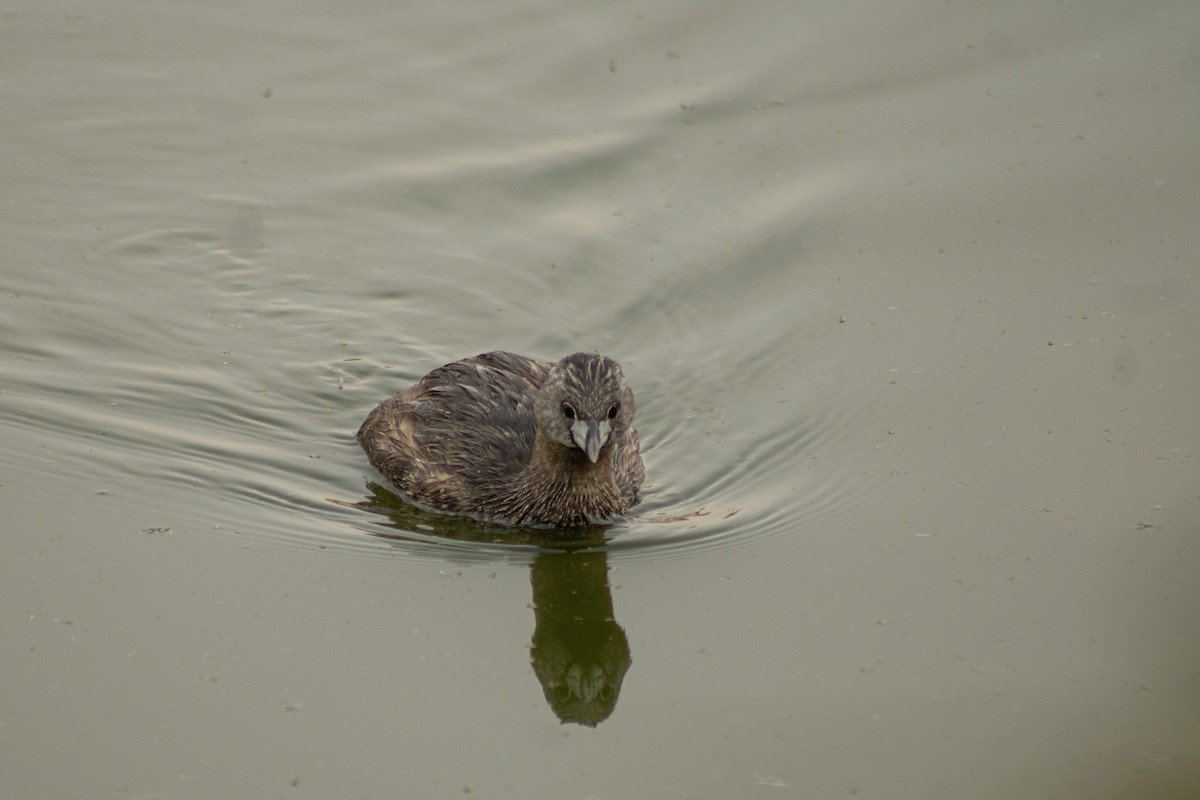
top-left (3, 1), bottom-right (1199, 797)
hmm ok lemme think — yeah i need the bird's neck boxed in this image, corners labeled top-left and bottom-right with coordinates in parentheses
top-left (517, 431), bottom-right (622, 524)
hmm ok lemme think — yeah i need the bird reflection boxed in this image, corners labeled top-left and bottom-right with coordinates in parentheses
top-left (529, 551), bottom-right (631, 727)
top-left (355, 484), bottom-right (633, 726)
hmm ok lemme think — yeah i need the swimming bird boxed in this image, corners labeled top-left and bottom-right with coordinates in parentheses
top-left (357, 351), bottom-right (644, 527)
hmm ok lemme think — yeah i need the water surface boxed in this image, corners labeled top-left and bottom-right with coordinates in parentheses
top-left (3, 1), bottom-right (1198, 797)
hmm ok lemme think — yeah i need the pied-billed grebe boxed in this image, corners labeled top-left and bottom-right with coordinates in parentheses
top-left (357, 351), bottom-right (644, 527)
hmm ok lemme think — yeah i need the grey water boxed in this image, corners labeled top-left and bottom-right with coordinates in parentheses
top-left (3, 1), bottom-right (1198, 797)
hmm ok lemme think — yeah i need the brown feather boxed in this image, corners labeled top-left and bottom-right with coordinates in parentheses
top-left (357, 351), bottom-right (644, 527)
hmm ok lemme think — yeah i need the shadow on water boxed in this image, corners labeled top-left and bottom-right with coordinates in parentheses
top-left (356, 483), bottom-right (632, 727)
top-left (347, 478), bottom-right (729, 562)
top-left (355, 481), bottom-right (616, 551)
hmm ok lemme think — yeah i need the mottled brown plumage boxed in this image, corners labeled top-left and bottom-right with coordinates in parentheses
top-left (356, 351), bottom-right (644, 527)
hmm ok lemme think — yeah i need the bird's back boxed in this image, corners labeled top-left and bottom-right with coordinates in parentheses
top-left (357, 351), bottom-right (553, 513)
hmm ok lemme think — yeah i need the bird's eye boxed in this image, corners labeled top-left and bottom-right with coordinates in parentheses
top-left (561, 402), bottom-right (576, 420)
top-left (607, 403), bottom-right (620, 420)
